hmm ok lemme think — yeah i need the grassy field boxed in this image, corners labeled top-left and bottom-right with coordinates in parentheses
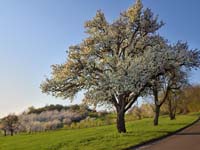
top-left (0, 113), bottom-right (199, 150)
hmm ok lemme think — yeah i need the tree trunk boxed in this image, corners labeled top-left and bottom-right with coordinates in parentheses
top-left (153, 87), bottom-right (160, 126)
top-left (116, 111), bottom-right (126, 133)
top-left (10, 129), bottom-right (13, 136)
top-left (168, 97), bottom-right (176, 120)
top-left (170, 108), bottom-right (176, 120)
top-left (169, 101), bottom-right (176, 120)
top-left (154, 105), bottom-right (160, 126)
top-left (169, 113), bottom-right (176, 120)
top-left (168, 98), bottom-right (174, 120)
top-left (4, 130), bottom-right (6, 136)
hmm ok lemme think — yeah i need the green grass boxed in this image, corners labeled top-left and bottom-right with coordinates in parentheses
top-left (0, 113), bottom-right (199, 150)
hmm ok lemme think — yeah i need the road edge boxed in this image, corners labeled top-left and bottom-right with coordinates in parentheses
top-left (125, 116), bottom-right (200, 150)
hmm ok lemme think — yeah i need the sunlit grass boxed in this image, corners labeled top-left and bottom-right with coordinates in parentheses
top-left (0, 113), bottom-right (199, 150)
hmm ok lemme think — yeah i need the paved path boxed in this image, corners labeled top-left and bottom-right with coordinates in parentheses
top-left (136, 120), bottom-right (200, 150)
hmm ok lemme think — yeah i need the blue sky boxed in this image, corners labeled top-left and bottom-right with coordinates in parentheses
top-left (0, 0), bottom-right (200, 117)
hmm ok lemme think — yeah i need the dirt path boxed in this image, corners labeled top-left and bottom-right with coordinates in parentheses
top-left (135, 120), bottom-right (200, 150)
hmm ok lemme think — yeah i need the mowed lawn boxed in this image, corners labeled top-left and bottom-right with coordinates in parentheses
top-left (0, 114), bottom-right (199, 150)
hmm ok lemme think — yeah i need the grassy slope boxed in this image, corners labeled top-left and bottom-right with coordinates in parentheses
top-left (0, 114), bottom-right (199, 150)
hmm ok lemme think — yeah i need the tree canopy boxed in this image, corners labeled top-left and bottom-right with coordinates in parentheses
top-left (0, 114), bottom-right (18, 136)
top-left (41, 0), bottom-right (200, 133)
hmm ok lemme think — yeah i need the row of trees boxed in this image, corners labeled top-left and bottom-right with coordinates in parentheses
top-left (1, 85), bottom-right (200, 136)
top-left (41, 0), bottom-right (200, 133)
top-left (18, 110), bottom-right (87, 133)
top-left (0, 107), bottom-right (89, 136)
top-left (129, 85), bottom-right (200, 125)
top-left (27, 104), bottom-right (92, 114)
top-left (162, 85), bottom-right (200, 115)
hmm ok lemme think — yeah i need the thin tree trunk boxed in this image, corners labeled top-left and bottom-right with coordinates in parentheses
top-left (170, 107), bottom-right (176, 120)
top-left (168, 96), bottom-right (177, 120)
top-left (168, 98), bottom-right (173, 120)
top-left (169, 109), bottom-right (174, 120)
top-left (170, 113), bottom-right (176, 120)
top-left (172, 104), bottom-right (177, 120)
top-left (4, 130), bottom-right (6, 136)
top-left (153, 87), bottom-right (160, 126)
top-left (116, 110), bottom-right (126, 133)
top-left (154, 105), bottom-right (160, 126)
top-left (168, 99), bottom-right (176, 120)
top-left (10, 129), bottom-right (13, 136)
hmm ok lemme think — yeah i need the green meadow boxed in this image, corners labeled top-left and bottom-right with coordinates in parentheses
top-left (0, 113), bottom-right (198, 150)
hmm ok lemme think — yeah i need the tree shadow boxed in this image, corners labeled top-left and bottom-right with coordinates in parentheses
top-left (125, 130), bottom-right (200, 137)
top-left (125, 130), bottom-right (173, 136)
top-left (166, 123), bottom-right (188, 126)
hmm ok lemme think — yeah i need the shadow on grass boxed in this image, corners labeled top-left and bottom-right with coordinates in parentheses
top-left (125, 130), bottom-right (173, 136)
top-left (166, 123), bottom-right (188, 126)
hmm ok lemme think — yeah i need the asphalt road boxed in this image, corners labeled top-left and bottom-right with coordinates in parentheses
top-left (136, 120), bottom-right (200, 150)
